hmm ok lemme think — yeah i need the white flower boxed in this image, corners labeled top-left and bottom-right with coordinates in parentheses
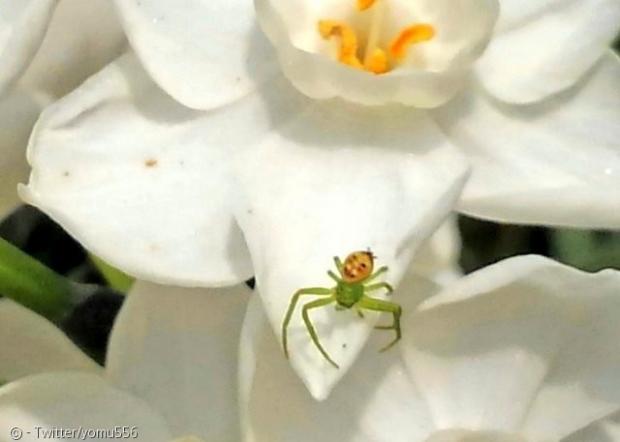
top-left (0, 0), bottom-right (124, 216)
top-left (257, 0), bottom-right (498, 107)
top-left (256, 0), bottom-right (620, 227)
top-left (1, 256), bottom-right (620, 441)
top-left (19, 0), bottom-right (620, 397)
top-left (20, 51), bottom-right (468, 398)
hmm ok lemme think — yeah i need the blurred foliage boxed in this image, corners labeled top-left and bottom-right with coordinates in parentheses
top-left (0, 206), bottom-right (105, 284)
top-left (459, 216), bottom-right (620, 274)
top-left (61, 287), bottom-right (125, 363)
top-left (551, 230), bottom-right (620, 272)
top-left (90, 255), bottom-right (134, 293)
top-left (0, 207), bottom-right (125, 364)
top-left (459, 217), bottom-right (551, 273)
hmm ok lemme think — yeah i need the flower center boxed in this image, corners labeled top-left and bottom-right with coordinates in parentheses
top-left (318, 0), bottom-right (435, 74)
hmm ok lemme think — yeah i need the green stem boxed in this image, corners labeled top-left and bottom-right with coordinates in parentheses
top-left (0, 237), bottom-right (73, 322)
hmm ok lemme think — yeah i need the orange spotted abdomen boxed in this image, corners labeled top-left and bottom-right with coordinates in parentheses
top-left (342, 251), bottom-right (374, 283)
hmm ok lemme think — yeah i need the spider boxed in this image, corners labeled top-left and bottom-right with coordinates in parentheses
top-left (281, 250), bottom-right (401, 368)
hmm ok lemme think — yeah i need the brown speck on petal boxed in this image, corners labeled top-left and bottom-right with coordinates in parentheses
top-left (145, 158), bottom-right (158, 168)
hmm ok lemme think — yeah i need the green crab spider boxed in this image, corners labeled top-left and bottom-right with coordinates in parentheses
top-left (282, 250), bottom-right (401, 368)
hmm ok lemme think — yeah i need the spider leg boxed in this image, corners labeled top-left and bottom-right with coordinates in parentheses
top-left (333, 256), bottom-right (345, 276)
top-left (364, 282), bottom-right (394, 295)
top-left (358, 296), bottom-right (402, 352)
top-left (282, 288), bottom-right (333, 360)
top-left (327, 270), bottom-right (341, 283)
top-left (364, 266), bottom-right (388, 283)
top-left (302, 297), bottom-right (340, 368)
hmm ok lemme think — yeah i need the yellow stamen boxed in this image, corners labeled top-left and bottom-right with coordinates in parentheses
top-left (318, 20), bottom-right (364, 69)
top-left (318, 5), bottom-right (436, 75)
top-left (364, 49), bottom-right (389, 74)
top-left (357, 0), bottom-right (376, 11)
top-left (362, 0), bottom-right (384, 65)
top-left (390, 24), bottom-right (435, 61)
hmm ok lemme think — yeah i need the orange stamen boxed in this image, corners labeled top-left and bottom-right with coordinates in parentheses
top-left (389, 24), bottom-right (435, 61)
top-left (357, 0), bottom-right (376, 11)
top-left (318, 20), bottom-right (364, 69)
top-left (364, 49), bottom-right (389, 74)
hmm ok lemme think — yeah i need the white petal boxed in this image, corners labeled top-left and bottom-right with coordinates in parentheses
top-left (394, 0), bottom-right (499, 70)
top-left (0, 0), bottom-right (56, 93)
top-left (491, 0), bottom-right (566, 29)
top-left (410, 216), bottom-right (463, 285)
top-left (0, 88), bottom-right (48, 217)
top-left (22, 53), bottom-right (256, 286)
top-left (106, 281), bottom-right (251, 441)
top-left (477, 0), bottom-right (620, 103)
top-left (402, 256), bottom-right (564, 432)
top-left (434, 52), bottom-right (620, 229)
top-left (18, 0), bottom-right (125, 98)
top-left (424, 430), bottom-right (528, 442)
top-left (113, 0), bottom-right (276, 110)
top-left (233, 102), bottom-right (468, 399)
top-left (563, 411), bottom-right (620, 442)
top-left (521, 275), bottom-right (620, 439)
top-left (257, 0), bottom-right (497, 107)
top-left (0, 372), bottom-right (172, 442)
top-left (401, 255), bottom-right (620, 439)
top-left (0, 299), bottom-right (98, 382)
top-left (241, 273), bottom-right (440, 441)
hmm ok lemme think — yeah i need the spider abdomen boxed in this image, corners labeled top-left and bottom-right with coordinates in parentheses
top-left (342, 251), bottom-right (374, 283)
